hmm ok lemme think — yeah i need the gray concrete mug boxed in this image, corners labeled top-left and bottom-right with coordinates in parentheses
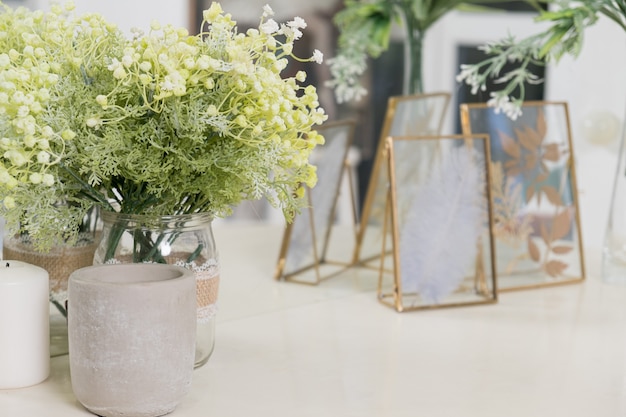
top-left (68, 263), bottom-right (196, 417)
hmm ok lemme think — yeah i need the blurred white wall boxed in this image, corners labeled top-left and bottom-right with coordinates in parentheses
top-left (25, 0), bottom-right (190, 34)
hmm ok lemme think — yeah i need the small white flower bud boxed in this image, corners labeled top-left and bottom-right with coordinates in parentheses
top-left (29, 172), bottom-right (42, 184)
top-left (3, 196), bottom-right (15, 209)
top-left (37, 151), bottom-right (50, 164)
top-left (42, 173), bottom-right (54, 186)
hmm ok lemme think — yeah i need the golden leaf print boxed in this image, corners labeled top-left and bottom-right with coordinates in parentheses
top-left (552, 246), bottom-right (574, 255)
top-left (551, 208), bottom-right (573, 241)
top-left (545, 259), bottom-right (568, 278)
top-left (543, 143), bottom-right (560, 162)
top-left (489, 161), bottom-right (533, 248)
top-left (493, 109), bottom-right (575, 278)
top-left (541, 185), bottom-right (563, 206)
top-left (528, 238), bottom-right (540, 262)
top-left (499, 131), bottom-right (521, 159)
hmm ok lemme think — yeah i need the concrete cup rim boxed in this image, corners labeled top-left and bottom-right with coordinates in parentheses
top-left (69, 263), bottom-right (193, 288)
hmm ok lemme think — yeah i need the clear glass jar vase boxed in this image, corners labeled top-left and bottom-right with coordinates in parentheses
top-left (93, 211), bottom-right (219, 368)
top-left (603, 124), bottom-right (626, 284)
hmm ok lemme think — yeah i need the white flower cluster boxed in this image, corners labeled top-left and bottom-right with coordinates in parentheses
top-left (0, 7), bottom-right (75, 198)
top-left (455, 37), bottom-right (544, 120)
top-left (326, 2), bottom-right (393, 105)
top-left (455, 64), bottom-right (486, 95)
top-left (257, 5), bottom-right (322, 64)
top-left (486, 92), bottom-right (523, 121)
top-left (326, 38), bottom-right (369, 103)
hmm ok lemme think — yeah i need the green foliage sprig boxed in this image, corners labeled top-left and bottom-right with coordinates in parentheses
top-left (457, 0), bottom-right (626, 118)
top-left (0, 2), bottom-right (327, 250)
top-left (328, 0), bottom-right (539, 102)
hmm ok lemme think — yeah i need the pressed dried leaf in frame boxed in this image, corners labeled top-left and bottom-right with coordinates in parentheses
top-left (460, 101), bottom-right (585, 290)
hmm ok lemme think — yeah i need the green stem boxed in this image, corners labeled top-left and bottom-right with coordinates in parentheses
top-left (187, 243), bottom-right (204, 263)
top-left (600, 4), bottom-right (626, 32)
top-left (59, 163), bottom-right (115, 210)
top-left (142, 231), bottom-right (167, 263)
top-left (102, 209), bottom-right (212, 265)
top-left (50, 298), bottom-right (67, 318)
top-left (104, 220), bottom-right (127, 262)
top-left (401, 9), bottom-right (424, 95)
top-left (104, 220), bottom-right (169, 264)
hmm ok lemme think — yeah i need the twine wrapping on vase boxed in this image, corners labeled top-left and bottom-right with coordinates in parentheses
top-left (195, 267), bottom-right (220, 323)
top-left (3, 236), bottom-right (99, 296)
top-left (167, 254), bottom-right (220, 323)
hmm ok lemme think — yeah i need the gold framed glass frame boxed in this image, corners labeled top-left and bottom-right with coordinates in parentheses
top-left (377, 134), bottom-right (498, 312)
top-left (275, 119), bottom-right (358, 284)
top-left (460, 101), bottom-right (585, 291)
top-left (355, 92), bottom-right (452, 267)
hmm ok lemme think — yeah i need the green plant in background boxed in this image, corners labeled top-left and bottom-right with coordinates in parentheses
top-left (457, 0), bottom-right (626, 119)
top-left (327, 0), bottom-right (542, 103)
top-left (0, 1), bottom-right (326, 251)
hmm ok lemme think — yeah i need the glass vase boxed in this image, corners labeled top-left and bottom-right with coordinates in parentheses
top-left (93, 211), bottom-right (219, 368)
top-left (603, 124), bottom-right (626, 284)
top-left (399, 4), bottom-right (424, 95)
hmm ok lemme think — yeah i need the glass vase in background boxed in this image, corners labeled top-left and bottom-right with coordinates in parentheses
top-left (603, 124), bottom-right (626, 284)
top-left (93, 211), bottom-right (220, 368)
top-left (400, 5), bottom-right (424, 96)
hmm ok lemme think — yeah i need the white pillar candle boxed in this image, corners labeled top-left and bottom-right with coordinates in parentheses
top-left (0, 260), bottom-right (50, 389)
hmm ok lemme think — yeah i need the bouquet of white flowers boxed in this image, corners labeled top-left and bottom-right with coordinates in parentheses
top-left (0, 1), bottom-right (326, 250)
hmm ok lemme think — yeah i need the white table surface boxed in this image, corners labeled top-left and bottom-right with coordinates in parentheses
top-left (2, 222), bottom-right (626, 417)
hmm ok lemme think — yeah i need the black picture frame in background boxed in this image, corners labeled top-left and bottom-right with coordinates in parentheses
top-left (188, 0), bottom-right (207, 34)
